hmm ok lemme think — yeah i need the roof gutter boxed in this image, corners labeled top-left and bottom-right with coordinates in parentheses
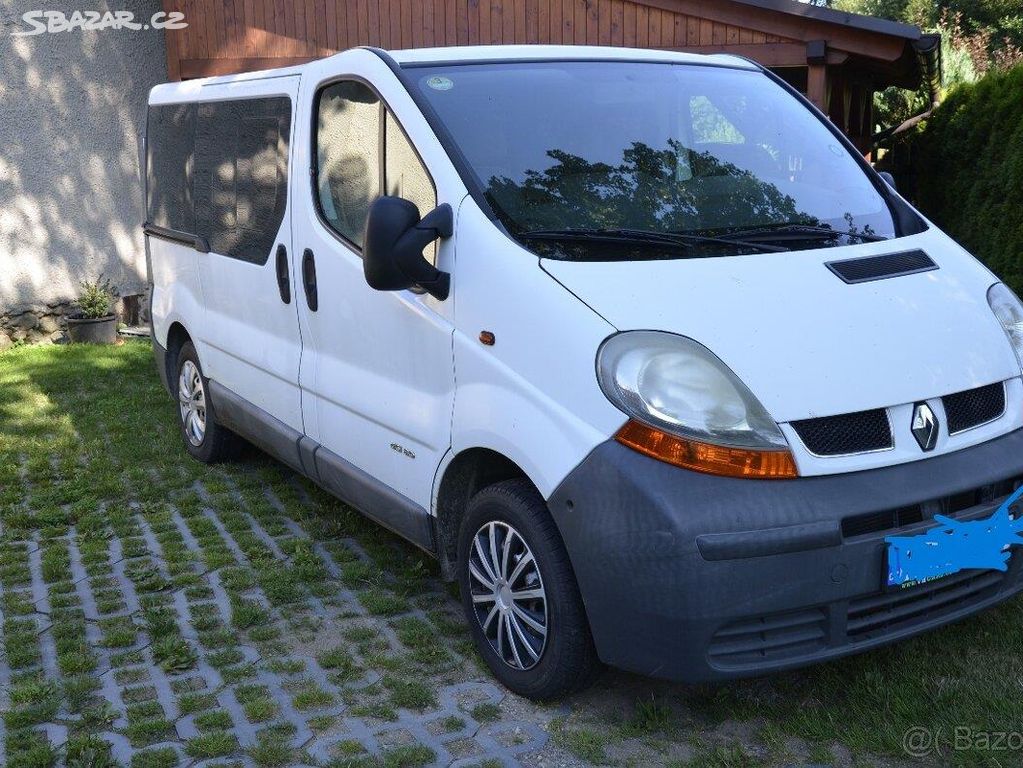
top-left (913, 32), bottom-right (942, 107)
top-left (871, 32), bottom-right (942, 149)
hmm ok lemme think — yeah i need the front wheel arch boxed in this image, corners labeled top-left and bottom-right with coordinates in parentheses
top-left (434, 448), bottom-right (530, 580)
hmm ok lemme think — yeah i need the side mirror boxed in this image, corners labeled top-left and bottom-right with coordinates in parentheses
top-left (363, 197), bottom-right (452, 300)
top-left (878, 171), bottom-right (897, 191)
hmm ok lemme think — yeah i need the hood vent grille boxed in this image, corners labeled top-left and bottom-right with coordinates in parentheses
top-left (826, 250), bottom-right (937, 284)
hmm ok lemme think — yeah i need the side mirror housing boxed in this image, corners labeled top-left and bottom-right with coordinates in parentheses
top-left (878, 171), bottom-right (897, 191)
top-left (363, 197), bottom-right (452, 300)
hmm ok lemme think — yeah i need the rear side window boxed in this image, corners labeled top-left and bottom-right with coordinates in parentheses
top-left (194, 98), bottom-right (291, 264)
top-left (316, 80), bottom-right (436, 256)
top-left (145, 95), bottom-right (292, 265)
top-left (147, 103), bottom-right (196, 234)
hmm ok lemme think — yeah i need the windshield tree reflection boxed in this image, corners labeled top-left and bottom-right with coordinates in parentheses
top-left (487, 140), bottom-right (811, 236)
top-left (414, 61), bottom-right (897, 260)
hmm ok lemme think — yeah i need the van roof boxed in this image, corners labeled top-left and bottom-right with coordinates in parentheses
top-left (387, 44), bottom-right (754, 68)
top-left (149, 45), bottom-right (757, 102)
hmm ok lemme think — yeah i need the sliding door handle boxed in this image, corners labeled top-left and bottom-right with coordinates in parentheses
top-left (275, 244), bottom-right (291, 304)
top-left (301, 248), bottom-right (318, 312)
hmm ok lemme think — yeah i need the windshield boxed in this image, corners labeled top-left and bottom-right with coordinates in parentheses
top-left (412, 61), bottom-right (898, 260)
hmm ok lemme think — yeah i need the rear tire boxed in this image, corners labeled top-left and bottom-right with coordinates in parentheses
top-left (458, 478), bottom-right (602, 700)
top-left (173, 341), bottom-right (241, 464)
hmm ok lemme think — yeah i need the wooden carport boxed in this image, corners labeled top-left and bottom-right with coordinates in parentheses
top-left (160, 0), bottom-right (940, 152)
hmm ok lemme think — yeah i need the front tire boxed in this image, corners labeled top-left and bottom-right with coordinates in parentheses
top-left (173, 341), bottom-right (241, 464)
top-left (458, 479), bottom-right (601, 700)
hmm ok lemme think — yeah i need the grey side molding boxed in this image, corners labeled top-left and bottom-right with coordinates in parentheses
top-left (208, 381), bottom-right (305, 473)
top-left (314, 446), bottom-right (435, 552)
top-left (206, 380), bottom-right (435, 554)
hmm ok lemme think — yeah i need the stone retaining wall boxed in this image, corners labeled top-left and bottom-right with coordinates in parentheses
top-left (0, 293), bottom-right (148, 350)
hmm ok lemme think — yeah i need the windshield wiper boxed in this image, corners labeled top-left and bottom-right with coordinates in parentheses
top-left (706, 224), bottom-right (888, 244)
top-left (517, 227), bottom-right (789, 253)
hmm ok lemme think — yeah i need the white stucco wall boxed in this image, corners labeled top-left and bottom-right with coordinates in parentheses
top-left (0, 1), bottom-right (168, 313)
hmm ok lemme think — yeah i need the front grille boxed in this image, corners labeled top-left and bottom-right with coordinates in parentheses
top-left (841, 474), bottom-right (1023, 538)
top-left (708, 607), bottom-right (828, 667)
top-left (943, 382), bottom-right (1005, 434)
top-left (708, 568), bottom-right (1014, 670)
top-left (842, 505), bottom-right (923, 538)
top-left (791, 409), bottom-right (892, 456)
top-left (847, 569), bottom-right (1004, 641)
top-left (826, 249), bottom-right (937, 284)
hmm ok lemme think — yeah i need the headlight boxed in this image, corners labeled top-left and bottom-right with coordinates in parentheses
top-left (988, 283), bottom-right (1023, 370)
top-left (597, 331), bottom-right (797, 478)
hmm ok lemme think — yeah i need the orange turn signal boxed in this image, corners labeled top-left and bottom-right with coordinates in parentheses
top-left (615, 420), bottom-right (799, 479)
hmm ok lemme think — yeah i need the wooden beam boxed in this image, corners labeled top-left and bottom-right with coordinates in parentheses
top-left (807, 62), bottom-right (828, 112)
top-left (178, 56), bottom-right (317, 79)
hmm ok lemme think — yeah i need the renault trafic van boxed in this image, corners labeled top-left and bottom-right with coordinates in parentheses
top-left (146, 45), bottom-right (1023, 700)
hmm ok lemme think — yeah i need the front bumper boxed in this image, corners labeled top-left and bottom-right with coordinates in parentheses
top-left (548, 428), bottom-right (1023, 683)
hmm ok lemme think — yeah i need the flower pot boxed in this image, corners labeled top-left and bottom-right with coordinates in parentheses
top-left (66, 314), bottom-right (118, 344)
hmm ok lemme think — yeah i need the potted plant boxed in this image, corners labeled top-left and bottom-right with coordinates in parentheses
top-left (66, 277), bottom-right (118, 344)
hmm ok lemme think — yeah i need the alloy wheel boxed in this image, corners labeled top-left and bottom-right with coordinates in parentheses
top-left (468, 521), bottom-right (548, 670)
top-left (178, 360), bottom-right (207, 446)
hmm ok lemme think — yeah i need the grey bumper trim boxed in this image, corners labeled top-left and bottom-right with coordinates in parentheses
top-left (697, 520), bottom-right (842, 560)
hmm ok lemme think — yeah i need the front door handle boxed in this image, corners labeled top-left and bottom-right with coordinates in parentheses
top-left (301, 248), bottom-right (318, 312)
top-left (275, 244), bottom-right (291, 304)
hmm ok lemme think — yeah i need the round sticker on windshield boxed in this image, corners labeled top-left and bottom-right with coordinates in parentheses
top-left (828, 144), bottom-right (844, 157)
top-left (426, 76), bottom-right (453, 91)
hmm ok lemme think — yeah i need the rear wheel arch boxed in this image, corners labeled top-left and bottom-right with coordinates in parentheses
top-left (165, 322), bottom-right (192, 389)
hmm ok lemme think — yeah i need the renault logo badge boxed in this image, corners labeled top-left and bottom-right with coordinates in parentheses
top-left (911, 402), bottom-right (939, 451)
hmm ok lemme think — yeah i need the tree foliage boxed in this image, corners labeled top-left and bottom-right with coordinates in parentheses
top-left (908, 65), bottom-right (1023, 293)
top-left (831, 0), bottom-right (1023, 73)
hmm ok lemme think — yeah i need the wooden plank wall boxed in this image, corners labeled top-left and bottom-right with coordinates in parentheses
top-left (165, 0), bottom-right (797, 79)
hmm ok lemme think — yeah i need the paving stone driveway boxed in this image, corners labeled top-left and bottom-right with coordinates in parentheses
top-left (0, 466), bottom-right (575, 767)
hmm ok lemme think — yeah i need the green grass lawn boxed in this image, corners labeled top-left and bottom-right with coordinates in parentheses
top-left (1, 340), bottom-right (1022, 767)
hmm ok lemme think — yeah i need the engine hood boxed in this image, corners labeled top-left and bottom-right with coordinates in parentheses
top-left (542, 230), bottom-right (1019, 423)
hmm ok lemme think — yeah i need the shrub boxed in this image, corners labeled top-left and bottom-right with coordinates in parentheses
top-left (908, 64), bottom-right (1023, 293)
top-left (77, 276), bottom-right (116, 319)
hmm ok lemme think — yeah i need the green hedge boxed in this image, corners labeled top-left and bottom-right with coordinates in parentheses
top-left (908, 64), bottom-right (1023, 293)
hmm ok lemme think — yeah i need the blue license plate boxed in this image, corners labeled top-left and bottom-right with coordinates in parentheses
top-left (885, 537), bottom-right (962, 589)
top-left (885, 491), bottom-right (1023, 589)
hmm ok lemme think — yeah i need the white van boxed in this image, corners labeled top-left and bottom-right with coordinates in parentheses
top-left (146, 45), bottom-right (1023, 699)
